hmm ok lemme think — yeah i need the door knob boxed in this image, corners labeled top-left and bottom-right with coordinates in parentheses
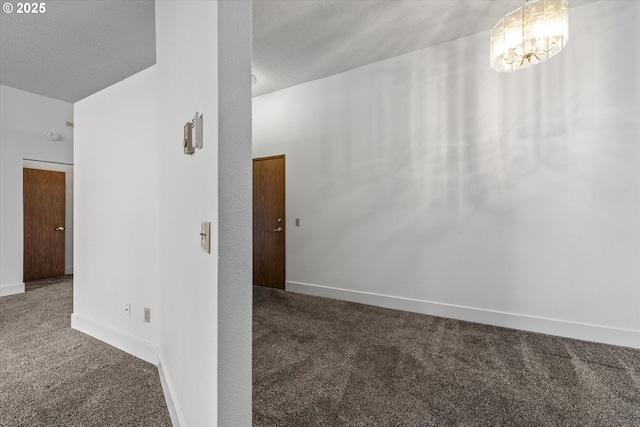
top-left (273, 227), bottom-right (283, 233)
top-left (55, 226), bottom-right (65, 231)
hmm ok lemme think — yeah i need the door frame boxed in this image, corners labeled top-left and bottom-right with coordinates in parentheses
top-left (253, 154), bottom-right (286, 289)
top-left (22, 160), bottom-right (74, 279)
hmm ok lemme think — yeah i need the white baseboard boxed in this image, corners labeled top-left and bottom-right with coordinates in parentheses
top-left (71, 313), bottom-right (159, 364)
top-left (0, 282), bottom-right (25, 297)
top-left (65, 266), bottom-right (73, 275)
top-left (158, 353), bottom-right (185, 427)
top-left (286, 281), bottom-right (640, 349)
top-left (71, 315), bottom-right (184, 425)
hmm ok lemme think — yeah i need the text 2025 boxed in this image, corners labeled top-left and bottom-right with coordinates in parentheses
top-left (17, 3), bottom-right (46, 13)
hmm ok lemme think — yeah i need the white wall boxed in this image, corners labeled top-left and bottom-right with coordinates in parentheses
top-left (217, 1), bottom-right (253, 426)
top-left (71, 2), bottom-right (252, 425)
top-left (253, 1), bottom-right (640, 348)
top-left (72, 65), bottom-right (160, 361)
top-left (0, 85), bottom-right (73, 296)
top-left (155, 1), bottom-right (220, 425)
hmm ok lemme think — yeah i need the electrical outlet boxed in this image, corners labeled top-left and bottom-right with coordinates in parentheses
top-left (144, 307), bottom-right (151, 323)
top-left (124, 303), bottom-right (131, 317)
top-left (295, 218), bottom-right (300, 226)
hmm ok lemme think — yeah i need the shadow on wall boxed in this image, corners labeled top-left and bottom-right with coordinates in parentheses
top-left (254, 1), bottom-right (639, 329)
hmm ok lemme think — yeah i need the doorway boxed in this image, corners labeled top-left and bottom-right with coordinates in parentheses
top-left (22, 161), bottom-right (73, 283)
top-left (253, 155), bottom-right (286, 289)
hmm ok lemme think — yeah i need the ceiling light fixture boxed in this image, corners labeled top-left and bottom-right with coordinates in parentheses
top-left (490, 0), bottom-right (569, 72)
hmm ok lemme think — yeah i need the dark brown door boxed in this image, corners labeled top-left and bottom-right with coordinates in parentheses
top-left (253, 155), bottom-right (286, 289)
top-left (23, 168), bottom-right (66, 281)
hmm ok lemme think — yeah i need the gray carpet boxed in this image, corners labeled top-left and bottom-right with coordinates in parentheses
top-left (25, 275), bottom-right (73, 292)
top-left (0, 276), bottom-right (172, 427)
top-left (253, 286), bottom-right (640, 426)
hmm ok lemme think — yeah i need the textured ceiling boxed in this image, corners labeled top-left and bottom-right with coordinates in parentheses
top-left (0, 0), bottom-right (597, 103)
top-left (252, 0), bottom-right (597, 97)
top-left (253, 0), bottom-right (502, 97)
top-left (0, 0), bottom-right (155, 103)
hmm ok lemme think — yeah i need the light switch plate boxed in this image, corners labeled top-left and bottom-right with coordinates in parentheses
top-left (201, 221), bottom-right (211, 254)
top-left (144, 307), bottom-right (151, 323)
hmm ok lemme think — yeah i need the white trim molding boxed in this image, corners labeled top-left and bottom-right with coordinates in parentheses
top-left (158, 353), bottom-right (185, 427)
top-left (70, 314), bottom-right (184, 425)
top-left (70, 313), bottom-right (159, 364)
top-left (286, 281), bottom-right (640, 350)
top-left (0, 282), bottom-right (25, 297)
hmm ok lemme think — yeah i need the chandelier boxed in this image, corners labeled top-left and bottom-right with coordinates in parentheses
top-left (490, 0), bottom-right (569, 72)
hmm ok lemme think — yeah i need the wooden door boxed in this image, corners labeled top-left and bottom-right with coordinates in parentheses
top-left (253, 155), bottom-right (286, 289)
top-left (23, 168), bottom-right (66, 281)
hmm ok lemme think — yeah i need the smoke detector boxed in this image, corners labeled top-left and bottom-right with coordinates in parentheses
top-left (46, 132), bottom-right (61, 141)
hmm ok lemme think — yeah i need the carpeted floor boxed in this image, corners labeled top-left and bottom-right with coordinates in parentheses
top-left (25, 275), bottom-right (73, 292)
top-left (253, 286), bottom-right (640, 426)
top-left (6, 278), bottom-right (638, 426)
top-left (0, 276), bottom-right (171, 427)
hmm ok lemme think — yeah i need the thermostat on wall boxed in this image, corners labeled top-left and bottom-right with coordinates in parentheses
top-left (183, 112), bottom-right (203, 154)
